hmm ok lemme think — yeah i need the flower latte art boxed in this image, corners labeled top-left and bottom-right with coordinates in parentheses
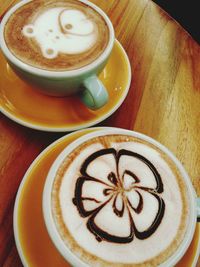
top-left (72, 149), bottom-right (165, 244)
top-left (52, 135), bottom-right (189, 266)
top-left (4, 0), bottom-right (109, 70)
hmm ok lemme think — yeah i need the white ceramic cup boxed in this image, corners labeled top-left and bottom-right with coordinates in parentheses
top-left (0, 0), bottom-right (115, 110)
top-left (43, 128), bottom-right (200, 267)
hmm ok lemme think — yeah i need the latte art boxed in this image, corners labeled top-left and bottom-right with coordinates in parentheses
top-left (52, 134), bottom-right (189, 266)
top-left (4, 0), bottom-right (110, 71)
top-left (22, 8), bottom-right (97, 59)
top-left (73, 148), bottom-right (165, 244)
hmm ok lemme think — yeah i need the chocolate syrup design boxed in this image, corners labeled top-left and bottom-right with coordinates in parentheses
top-left (73, 149), bottom-right (165, 243)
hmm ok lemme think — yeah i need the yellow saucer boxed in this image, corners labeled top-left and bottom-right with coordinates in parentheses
top-left (14, 127), bottom-right (200, 267)
top-left (0, 40), bottom-right (131, 131)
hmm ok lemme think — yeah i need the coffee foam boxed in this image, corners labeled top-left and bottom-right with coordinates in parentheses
top-left (4, 0), bottom-right (109, 71)
top-left (22, 8), bottom-right (97, 59)
top-left (52, 135), bottom-right (189, 266)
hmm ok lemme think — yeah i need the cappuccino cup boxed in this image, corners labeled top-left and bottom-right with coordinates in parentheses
top-left (43, 128), bottom-right (200, 267)
top-left (0, 0), bottom-right (115, 110)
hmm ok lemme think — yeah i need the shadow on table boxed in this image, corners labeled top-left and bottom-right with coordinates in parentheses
top-left (153, 0), bottom-right (200, 44)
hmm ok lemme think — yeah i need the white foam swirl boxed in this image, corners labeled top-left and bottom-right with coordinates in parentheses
top-left (22, 8), bottom-right (97, 59)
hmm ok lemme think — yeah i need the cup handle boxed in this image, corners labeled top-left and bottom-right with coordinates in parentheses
top-left (79, 76), bottom-right (109, 110)
top-left (197, 198), bottom-right (200, 222)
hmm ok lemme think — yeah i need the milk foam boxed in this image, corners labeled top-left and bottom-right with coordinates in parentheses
top-left (55, 138), bottom-right (185, 264)
top-left (22, 8), bottom-right (97, 59)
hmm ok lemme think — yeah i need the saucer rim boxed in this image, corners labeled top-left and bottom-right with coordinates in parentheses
top-left (13, 127), bottom-right (200, 267)
top-left (0, 40), bottom-right (131, 132)
top-left (13, 127), bottom-right (101, 267)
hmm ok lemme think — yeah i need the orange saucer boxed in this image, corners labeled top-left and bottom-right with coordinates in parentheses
top-left (0, 40), bottom-right (131, 131)
top-left (14, 127), bottom-right (200, 267)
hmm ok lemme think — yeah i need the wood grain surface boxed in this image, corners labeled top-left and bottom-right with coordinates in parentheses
top-left (0, 0), bottom-right (199, 266)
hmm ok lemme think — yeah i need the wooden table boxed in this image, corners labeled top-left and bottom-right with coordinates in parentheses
top-left (0, 0), bottom-right (199, 266)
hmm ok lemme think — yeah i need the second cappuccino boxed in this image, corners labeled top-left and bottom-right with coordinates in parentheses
top-left (43, 129), bottom-right (197, 267)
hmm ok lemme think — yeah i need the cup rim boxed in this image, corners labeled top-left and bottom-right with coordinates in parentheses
top-left (42, 128), bottom-right (197, 267)
top-left (0, 0), bottom-right (115, 78)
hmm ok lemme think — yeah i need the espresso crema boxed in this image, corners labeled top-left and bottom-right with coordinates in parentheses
top-left (52, 134), bottom-right (189, 266)
top-left (4, 0), bottom-right (109, 71)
